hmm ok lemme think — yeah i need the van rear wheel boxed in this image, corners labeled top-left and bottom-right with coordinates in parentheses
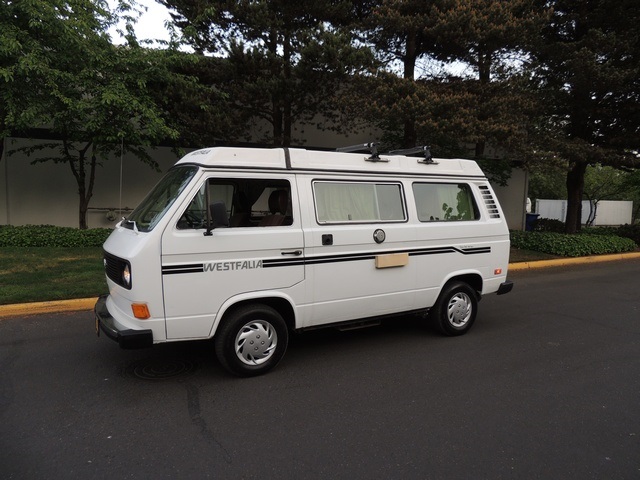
top-left (430, 281), bottom-right (478, 336)
top-left (214, 304), bottom-right (288, 377)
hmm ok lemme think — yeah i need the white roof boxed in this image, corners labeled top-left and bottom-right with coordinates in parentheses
top-left (177, 147), bottom-right (485, 178)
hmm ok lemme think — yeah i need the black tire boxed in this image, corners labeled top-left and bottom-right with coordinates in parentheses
top-left (214, 304), bottom-right (289, 377)
top-left (430, 281), bottom-right (478, 336)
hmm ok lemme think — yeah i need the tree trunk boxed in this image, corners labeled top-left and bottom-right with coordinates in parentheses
top-left (273, 104), bottom-right (284, 146)
top-left (474, 50), bottom-right (491, 158)
top-left (402, 30), bottom-right (418, 149)
top-left (66, 141), bottom-right (95, 229)
top-left (565, 161), bottom-right (587, 234)
top-left (282, 33), bottom-right (292, 147)
top-left (79, 194), bottom-right (89, 230)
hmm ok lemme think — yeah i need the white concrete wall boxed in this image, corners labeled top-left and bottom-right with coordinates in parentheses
top-left (493, 168), bottom-right (528, 231)
top-left (1, 138), bottom-right (184, 228)
top-left (535, 199), bottom-right (633, 226)
top-left (1, 136), bottom-right (528, 230)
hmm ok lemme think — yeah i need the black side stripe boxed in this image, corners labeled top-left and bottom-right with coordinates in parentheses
top-left (162, 246), bottom-right (491, 275)
top-left (162, 264), bottom-right (204, 274)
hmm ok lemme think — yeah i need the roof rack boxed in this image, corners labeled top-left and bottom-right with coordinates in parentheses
top-left (336, 142), bottom-right (386, 162)
top-left (387, 145), bottom-right (437, 165)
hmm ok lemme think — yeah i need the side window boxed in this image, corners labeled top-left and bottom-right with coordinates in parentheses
top-left (412, 183), bottom-right (480, 222)
top-left (314, 181), bottom-right (405, 223)
top-left (177, 178), bottom-right (292, 229)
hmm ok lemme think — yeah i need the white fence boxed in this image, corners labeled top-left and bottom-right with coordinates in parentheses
top-left (535, 199), bottom-right (633, 226)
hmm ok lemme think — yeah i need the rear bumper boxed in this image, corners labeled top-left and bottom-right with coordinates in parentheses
top-left (94, 295), bottom-right (153, 349)
top-left (497, 280), bottom-right (514, 295)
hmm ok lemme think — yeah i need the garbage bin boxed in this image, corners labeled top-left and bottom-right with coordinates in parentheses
top-left (525, 213), bottom-right (540, 231)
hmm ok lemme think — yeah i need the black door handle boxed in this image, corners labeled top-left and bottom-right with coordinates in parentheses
top-left (281, 250), bottom-right (302, 256)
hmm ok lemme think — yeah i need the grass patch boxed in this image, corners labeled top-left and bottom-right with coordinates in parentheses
top-left (0, 247), bottom-right (106, 305)
top-left (1, 239), bottom-right (636, 304)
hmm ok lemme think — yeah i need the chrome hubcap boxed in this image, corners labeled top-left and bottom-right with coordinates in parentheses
top-left (235, 320), bottom-right (277, 366)
top-left (447, 292), bottom-right (472, 328)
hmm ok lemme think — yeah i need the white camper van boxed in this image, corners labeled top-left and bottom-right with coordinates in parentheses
top-left (95, 145), bottom-right (513, 376)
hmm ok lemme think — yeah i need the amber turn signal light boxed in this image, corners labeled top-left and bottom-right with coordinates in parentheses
top-left (131, 303), bottom-right (151, 320)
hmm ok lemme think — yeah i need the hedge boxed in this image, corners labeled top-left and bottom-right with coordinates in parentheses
top-left (533, 218), bottom-right (640, 246)
top-left (2, 224), bottom-right (637, 256)
top-left (0, 225), bottom-right (112, 247)
top-left (510, 230), bottom-right (637, 257)
top-left (582, 224), bottom-right (640, 246)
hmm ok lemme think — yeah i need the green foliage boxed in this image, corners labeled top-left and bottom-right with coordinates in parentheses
top-left (533, 218), bottom-right (566, 233)
top-left (0, 225), bottom-right (111, 248)
top-left (615, 224), bottom-right (640, 246)
top-left (2, 0), bottom-right (191, 228)
top-left (510, 230), bottom-right (637, 257)
top-left (163, 0), bottom-right (374, 146)
top-left (528, 162), bottom-right (567, 202)
top-left (583, 225), bottom-right (640, 246)
top-left (529, 0), bottom-right (640, 232)
top-left (532, 220), bottom-right (640, 246)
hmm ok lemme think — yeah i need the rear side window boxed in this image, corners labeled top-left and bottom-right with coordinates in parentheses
top-left (313, 181), bottom-right (406, 223)
top-left (412, 183), bottom-right (480, 222)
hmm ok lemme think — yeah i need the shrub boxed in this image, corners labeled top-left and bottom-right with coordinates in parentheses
top-left (582, 226), bottom-right (618, 237)
top-left (510, 230), bottom-right (637, 257)
top-left (0, 225), bottom-right (112, 247)
top-left (582, 225), bottom-right (640, 246)
top-left (533, 218), bottom-right (566, 233)
top-left (615, 224), bottom-right (640, 246)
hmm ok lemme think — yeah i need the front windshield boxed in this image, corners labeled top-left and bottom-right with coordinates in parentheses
top-left (125, 166), bottom-right (198, 232)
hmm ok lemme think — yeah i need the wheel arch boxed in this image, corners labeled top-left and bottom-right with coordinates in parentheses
top-left (442, 272), bottom-right (483, 298)
top-left (210, 293), bottom-right (297, 338)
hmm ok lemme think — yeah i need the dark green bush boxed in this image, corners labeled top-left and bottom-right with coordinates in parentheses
top-left (614, 224), bottom-right (640, 246)
top-left (510, 230), bottom-right (637, 257)
top-left (582, 225), bottom-right (640, 246)
top-left (582, 226), bottom-right (618, 237)
top-left (529, 220), bottom-right (640, 247)
top-left (532, 218), bottom-right (566, 233)
top-left (0, 225), bottom-right (112, 247)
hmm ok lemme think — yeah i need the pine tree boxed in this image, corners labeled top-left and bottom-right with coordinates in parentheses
top-left (530, 0), bottom-right (640, 233)
top-left (161, 0), bottom-right (374, 146)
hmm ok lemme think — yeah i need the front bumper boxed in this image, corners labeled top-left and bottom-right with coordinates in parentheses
top-left (94, 294), bottom-right (153, 349)
top-left (497, 280), bottom-right (514, 295)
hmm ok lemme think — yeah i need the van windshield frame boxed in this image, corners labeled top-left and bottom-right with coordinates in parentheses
top-left (124, 165), bottom-right (198, 232)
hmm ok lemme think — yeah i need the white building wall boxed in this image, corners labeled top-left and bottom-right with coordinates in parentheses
top-left (535, 199), bottom-right (633, 226)
top-left (1, 138), bottom-right (183, 228)
top-left (493, 168), bottom-right (528, 231)
top-left (1, 136), bottom-right (528, 230)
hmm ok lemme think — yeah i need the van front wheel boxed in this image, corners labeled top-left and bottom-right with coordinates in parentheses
top-left (214, 304), bottom-right (289, 377)
top-left (430, 281), bottom-right (478, 336)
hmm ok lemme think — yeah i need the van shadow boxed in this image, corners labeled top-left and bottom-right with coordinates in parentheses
top-left (113, 313), bottom-right (439, 382)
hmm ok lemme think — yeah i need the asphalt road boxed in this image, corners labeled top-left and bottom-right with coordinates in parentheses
top-left (1, 260), bottom-right (639, 479)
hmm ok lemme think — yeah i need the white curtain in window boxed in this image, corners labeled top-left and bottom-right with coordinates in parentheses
top-left (315, 183), bottom-right (377, 222)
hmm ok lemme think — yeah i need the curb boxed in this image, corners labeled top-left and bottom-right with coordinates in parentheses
top-left (508, 251), bottom-right (640, 271)
top-left (1, 252), bottom-right (639, 319)
top-left (0, 298), bottom-right (98, 319)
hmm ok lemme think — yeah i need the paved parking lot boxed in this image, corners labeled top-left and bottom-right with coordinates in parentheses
top-left (1, 259), bottom-right (639, 479)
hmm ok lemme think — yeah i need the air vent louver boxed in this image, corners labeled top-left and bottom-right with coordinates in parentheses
top-left (479, 185), bottom-right (501, 219)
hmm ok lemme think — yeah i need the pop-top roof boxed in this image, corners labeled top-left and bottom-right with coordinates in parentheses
top-left (176, 147), bottom-right (485, 178)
